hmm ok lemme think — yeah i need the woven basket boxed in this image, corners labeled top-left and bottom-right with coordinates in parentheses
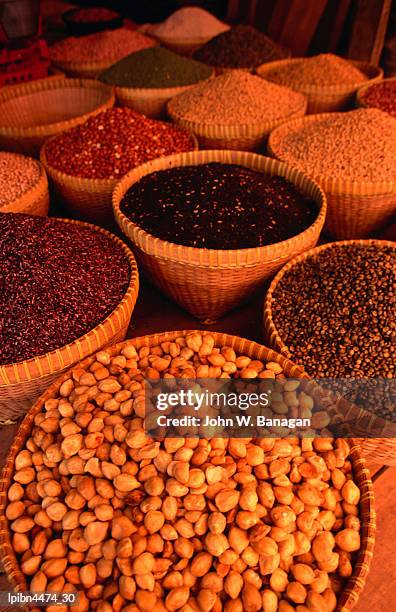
top-left (51, 58), bottom-right (120, 79)
top-left (0, 78), bottom-right (115, 157)
top-left (268, 113), bottom-right (396, 239)
top-left (40, 132), bottom-right (199, 228)
top-left (0, 330), bottom-right (375, 611)
top-left (113, 150), bottom-right (326, 322)
top-left (152, 34), bottom-right (223, 56)
top-left (168, 91), bottom-right (307, 152)
top-left (263, 238), bottom-right (396, 466)
top-left (257, 59), bottom-right (383, 114)
top-left (356, 76), bottom-right (396, 116)
top-left (0, 157), bottom-right (49, 216)
top-left (115, 70), bottom-right (214, 120)
top-left (0, 219), bottom-right (139, 420)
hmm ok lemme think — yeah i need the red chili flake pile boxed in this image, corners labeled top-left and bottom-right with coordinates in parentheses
top-left (360, 79), bottom-right (396, 117)
top-left (45, 108), bottom-right (195, 179)
top-left (69, 8), bottom-right (120, 23)
top-left (120, 163), bottom-right (318, 249)
top-left (49, 28), bottom-right (155, 64)
top-left (0, 213), bottom-right (131, 365)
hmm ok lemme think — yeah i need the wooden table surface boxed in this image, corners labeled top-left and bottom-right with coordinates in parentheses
top-left (0, 279), bottom-right (395, 610)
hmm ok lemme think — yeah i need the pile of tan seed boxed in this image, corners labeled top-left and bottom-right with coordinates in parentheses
top-left (0, 152), bottom-right (41, 207)
top-left (261, 54), bottom-right (365, 89)
top-left (270, 109), bottom-right (396, 182)
top-left (168, 71), bottom-right (306, 126)
top-left (6, 332), bottom-right (361, 611)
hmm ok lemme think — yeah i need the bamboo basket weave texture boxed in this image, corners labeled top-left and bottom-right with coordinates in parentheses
top-left (0, 330), bottom-right (376, 611)
top-left (113, 150), bottom-right (326, 322)
top-left (263, 239), bottom-right (396, 466)
top-left (268, 113), bottom-right (396, 239)
top-left (0, 78), bottom-right (115, 157)
top-left (0, 219), bottom-right (139, 419)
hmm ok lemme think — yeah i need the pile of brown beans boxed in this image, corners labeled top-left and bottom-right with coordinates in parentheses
top-left (0, 152), bottom-right (41, 207)
top-left (7, 333), bottom-right (362, 612)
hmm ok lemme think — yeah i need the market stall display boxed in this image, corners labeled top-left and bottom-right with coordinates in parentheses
top-left (0, 152), bottom-right (49, 215)
top-left (257, 54), bottom-right (383, 113)
top-left (193, 25), bottom-right (290, 73)
top-left (148, 6), bottom-right (230, 54)
top-left (100, 47), bottom-right (214, 119)
top-left (168, 71), bottom-right (307, 151)
top-left (357, 77), bottom-right (396, 117)
top-left (0, 331), bottom-right (375, 612)
top-left (49, 28), bottom-right (156, 78)
top-left (268, 109), bottom-right (396, 239)
top-left (41, 107), bottom-right (198, 226)
top-left (113, 150), bottom-right (326, 321)
top-left (0, 78), bottom-right (114, 157)
top-left (0, 213), bottom-right (139, 419)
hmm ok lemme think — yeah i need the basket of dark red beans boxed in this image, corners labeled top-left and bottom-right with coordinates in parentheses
top-left (0, 212), bottom-right (139, 419)
top-left (63, 7), bottom-right (123, 37)
top-left (263, 239), bottom-right (396, 465)
top-left (113, 149), bottom-right (326, 322)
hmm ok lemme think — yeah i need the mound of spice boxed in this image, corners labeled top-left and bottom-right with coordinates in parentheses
top-left (193, 25), bottom-right (289, 69)
top-left (149, 7), bottom-right (229, 39)
top-left (68, 7), bottom-right (120, 23)
top-left (360, 79), bottom-right (396, 117)
top-left (169, 71), bottom-right (306, 126)
top-left (0, 152), bottom-right (40, 207)
top-left (271, 109), bottom-right (396, 182)
top-left (44, 108), bottom-right (195, 179)
top-left (50, 28), bottom-right (155, 64)
top-left (100, 46), bottom-right (212, 89)
top-left (261, 54), bottom-right (365, 89)
top-left (0, 213), bottom-right (130, 365)
top-left (120, 162), bottom-right (317, 249)
top-left (270, 243), bottom-right (396, 379)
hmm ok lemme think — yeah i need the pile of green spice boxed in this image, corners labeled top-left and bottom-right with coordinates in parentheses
top-left (193, 25), bottom-right (289, 69)
top-left (270, 243), bottom-right (396, 380)
top-left (44, 108), bottom-right (195, 179)
top-left (0, 213), bottom-right (130, 365)
top-left (360, 79), bottom-right (396, 117)
top-left (100, 46), bottom-right (212, 89)
top-left (169, 71), bottom-right (305, 126)
top-left (120, 163), bottom-right (317, 249)
top-left (261, 54), bottom-right (365, 89)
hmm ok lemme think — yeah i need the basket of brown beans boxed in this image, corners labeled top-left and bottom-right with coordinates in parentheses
top-left (263, 239), bottom-right (396, 465)
top-left (257, 54), bottom-right (383, 114)
top-left (0, 330), bottom-right (375, 611)
top-left (268, 108), bottom-right (396, 239)
top-left (168, 71), bottom-right (307, 152)
top-left (40, 108), bottom-right (198, 228)
top-left (0, 78), bottom-right (115, 157)
top-left (0, 213), bottom-right (139, 420)
top-left (0, 152), bottom-right (49, 216)
top-left (113, 150), bottom-right (326, 322)
top-left (356, 76), bottom-right (396, 117)
top-left (100, 47), bottom-right (214, 120)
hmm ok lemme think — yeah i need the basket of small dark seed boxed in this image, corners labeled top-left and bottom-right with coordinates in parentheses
top-left (113, 150), bottom-right (326, 322)
top-left (263, 239), bottom-right (396, 465)
top-left (0, 212), bottom-right (139, 419)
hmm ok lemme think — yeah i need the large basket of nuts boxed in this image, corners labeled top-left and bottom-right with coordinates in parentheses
top-left (0, 330), bottom-right (375, 610)
top-left (268, 109), bottom-right (396, 239)
top-left (113, 149), bottom-right (326, 322)
top-left (0, 153), bottom-right (49, 216)
top-left (0, 215), bottom-right (139, 420)
top-left (0, 78), bottom-right (115, 157)
top-left (263, 239), bottom-right (396, 465)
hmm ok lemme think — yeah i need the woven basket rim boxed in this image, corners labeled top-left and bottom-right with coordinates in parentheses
top-left (40, 131), bottom-right (199, 185)
top-left (263, 238), bottom-right (396, 358)
top-left (0, 78), bottom-right (115, 136)
top-left (0, 331), bottom-right (375, 610)
top-left (112, 149), bottom-right (327, 265)
top-left (0, 217), bottom-right (139, 385)
top-left (268, 111), bottom-right (396, 192)
top-left (257, 58), bottom-right (383, 95)
top-left (167, 91), bottom-right (307, 136)
top-left (356, 75), bottom-right (396, 109)
top-left (0, 156), bottom-right (48, 212)
top-left (152, 32), bottom-right (228, 45)
top-left (111, 66), bottom-right (215, 96)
